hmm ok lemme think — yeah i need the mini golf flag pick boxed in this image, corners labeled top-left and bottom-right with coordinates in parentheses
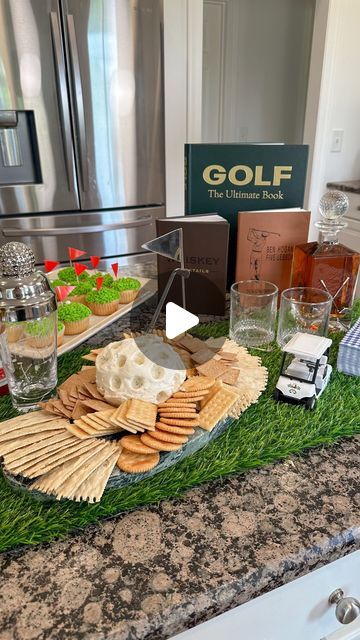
top-left (44, 260), bottom-right (59, 273)
top-left (96, 276), bottom-right (104, 290)
top-left (68, 247), bottom-right (86, 262)
top-left (55, 285), bottom-right (75, 302)
top-left (111, 262), bottom-right (119, 278)
top-left (74, 262), bottom-right (87, 277)
top-left (90, 255), bottom-right (100, 269)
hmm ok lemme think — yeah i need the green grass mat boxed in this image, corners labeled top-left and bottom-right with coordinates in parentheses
top-left (0, 324), bottom-right (359, 553)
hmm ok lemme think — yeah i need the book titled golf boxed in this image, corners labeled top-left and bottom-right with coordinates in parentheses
top-left (235, 208), bottom-right (311, 293)
top-left (185, 143), bottom-right (309, 279)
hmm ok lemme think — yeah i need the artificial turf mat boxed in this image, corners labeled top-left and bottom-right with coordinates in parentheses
top-left (0, 323), bottom-right (359, 553)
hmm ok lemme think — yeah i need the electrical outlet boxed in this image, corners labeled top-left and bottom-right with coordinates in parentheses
top-left (331, 129), bottom-right (344, 152)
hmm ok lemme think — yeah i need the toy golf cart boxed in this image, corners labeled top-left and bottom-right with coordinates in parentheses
top-left (274, 333), bottom-right (333, 410)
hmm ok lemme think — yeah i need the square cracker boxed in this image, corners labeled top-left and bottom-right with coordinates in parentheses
top-left (218, 350), bottom-right (238, 361)
top-left (219, 368), bottom-right (240, 385)
top-left (190, 348), bottom-right (217, 365)
top-left (196, 359), bottom-right (229, 379)
top-left (71, 400), bottom-right (92, 420)
top-left (65, 423), bottom-right (94, 439)
top-left (78, 367), bottom-right (96, 384)
top-left (82, 382), bottom-right (104, 400)
top-left (82, 399), bottom-right (115, 413)
top-left (110, 402), bottom-right (138, 434)
top-left (126, 399), bottom-right (157, 429)
top-left (177, 335), bottom-right (207, 353)
top-left (198, 387), bottom-right (238, 431)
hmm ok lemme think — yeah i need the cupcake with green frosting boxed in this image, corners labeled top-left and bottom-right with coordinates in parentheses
top-left (67, 280), bottom-right (93, 305)
top-left (57, 267), bottom-right (90, 284)
top-left (57, 267), bottom-right (78, 284)
top-left (85, 287), bottom-right (119, 316)
top-left (110, 277), bottom-right (141, 304)
top-left (49, 278), bottom-right (65, 291)
top-left (57, 320), bottom-right (65, 347)
top-left (26, 316), bottom-right (56, 348)
top-left (89, 272), bottom-right (114, 287)
top-left (58, 302), bottom-right (92, 335)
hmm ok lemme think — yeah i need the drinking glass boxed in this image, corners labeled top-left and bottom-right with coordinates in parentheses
top-left (230, 280), bottom-right (278, 348)
top-left (277, 287), bottom-right (332, 347)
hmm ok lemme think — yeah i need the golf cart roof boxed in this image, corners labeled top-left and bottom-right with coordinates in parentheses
top-left (283, 333), bottom-right (332, 359)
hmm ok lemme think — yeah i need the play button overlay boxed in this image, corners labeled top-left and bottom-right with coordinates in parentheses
top-left (165, 302), bottom-right (199, 340)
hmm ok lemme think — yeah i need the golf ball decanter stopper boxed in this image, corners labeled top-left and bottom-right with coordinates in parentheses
top-left (291, 190), bottom-right (360, 326)
top-left (0, 242), bottom-right (58, 412)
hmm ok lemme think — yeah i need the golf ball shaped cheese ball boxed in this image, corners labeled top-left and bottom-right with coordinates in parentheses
top-left (95, 336), bottom-right (186, 404)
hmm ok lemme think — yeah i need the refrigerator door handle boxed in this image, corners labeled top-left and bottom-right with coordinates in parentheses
top-left (2, 215), bottom-right (154, 237)
top-left (66, 13), bottom-right (89, 193)
top-left (49, 11), bottom-right (75, 193)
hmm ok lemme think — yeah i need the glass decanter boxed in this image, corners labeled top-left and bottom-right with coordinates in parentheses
top-left (291, 191), bottom-right (360, 325)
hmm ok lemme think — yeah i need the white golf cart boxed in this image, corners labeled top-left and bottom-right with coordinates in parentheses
top-left (274, 333), bottom-right (333, 410)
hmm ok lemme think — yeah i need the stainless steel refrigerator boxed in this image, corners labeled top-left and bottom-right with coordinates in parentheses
top-left (0, 0), bottom-right (165, 268)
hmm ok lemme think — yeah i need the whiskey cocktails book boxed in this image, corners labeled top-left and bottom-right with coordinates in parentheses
top-left (156, 215), bottom-right (229, 315)
top-left (235, 208), bottom-right (311, 293)
top-left (184, 143), bottom-right (309, 279)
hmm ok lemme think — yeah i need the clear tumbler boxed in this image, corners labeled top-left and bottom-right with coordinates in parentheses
top-left (277, 286), bottom-right (332, 347)
top-left (230, 280), bottom-right (278, 349)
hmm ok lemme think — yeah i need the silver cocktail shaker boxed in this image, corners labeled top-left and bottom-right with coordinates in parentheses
top-left (0, 242), bottom-right (57, 412)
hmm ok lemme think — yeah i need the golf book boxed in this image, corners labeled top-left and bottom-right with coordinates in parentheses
top-left (235, 208), bottom-right (311, 293)
top-left (184, 143), bottom-right (309, 280)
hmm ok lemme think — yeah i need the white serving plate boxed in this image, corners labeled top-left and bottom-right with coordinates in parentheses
top-left (50, 273), bottom-right (157, 356)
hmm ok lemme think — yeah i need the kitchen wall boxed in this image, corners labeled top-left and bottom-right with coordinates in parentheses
top-left (202, 0), bottom-right (315, 145)
top-left (306, 0), bottom-right (360, 227)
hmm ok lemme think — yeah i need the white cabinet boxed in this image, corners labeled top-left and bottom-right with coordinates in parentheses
top-left (172, 550), bottom-right (360, 640)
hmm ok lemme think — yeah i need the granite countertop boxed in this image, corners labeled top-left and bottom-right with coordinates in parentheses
top-left (0, 264), bottom-right (359, 640)
top-left (327, 179), bottom-right (360, 194)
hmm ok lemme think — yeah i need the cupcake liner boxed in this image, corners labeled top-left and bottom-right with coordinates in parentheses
top-left (87, 300), bottom-right (119, 316)
top-left (27, 334), bottom-right (55, 349)
top-left (118, 289), bottom-right (139, 304)
top-left (5, 326), bottom-right (23, 343)
top-left (68, 294), bottom-right (87, 305)
top-left (57, 327), bottom-right (65, 346)
top-left (63, 317), bottom-right (90, 335)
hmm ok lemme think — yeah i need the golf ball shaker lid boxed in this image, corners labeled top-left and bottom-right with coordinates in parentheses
top-left (0, 242), bottom-right (56, 322)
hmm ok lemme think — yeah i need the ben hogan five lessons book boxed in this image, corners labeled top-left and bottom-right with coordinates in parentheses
top-left (184, 143), bottom-right (309, 279)
top-left (235, 209), bottom-right (311, 293)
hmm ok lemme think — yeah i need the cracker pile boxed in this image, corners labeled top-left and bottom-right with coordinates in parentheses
top-left (40, 366), bottom-right (115, 420)
top-left (0, 332), bottom-right (267, 503)
top-left (0, 411), bottom-right (119, 502)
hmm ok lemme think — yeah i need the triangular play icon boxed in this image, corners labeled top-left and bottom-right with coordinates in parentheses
top-left (165, 302), bottom-right (199, 340)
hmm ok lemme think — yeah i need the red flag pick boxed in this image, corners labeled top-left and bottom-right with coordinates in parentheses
top-left (55, 285), bottom-right (75, 302)
top-left (96, 276), bottom-right (104, 290)
top-left (111, 262), bottom-right (119, 278)
top-left (74, 262), bottom-right (87, 277)
top-left (90, 255), bottom-right (100, 269)
top-left (44, 260), bottom-right (60, 273)
top-left (68, 247), bottom-right (86, 261)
